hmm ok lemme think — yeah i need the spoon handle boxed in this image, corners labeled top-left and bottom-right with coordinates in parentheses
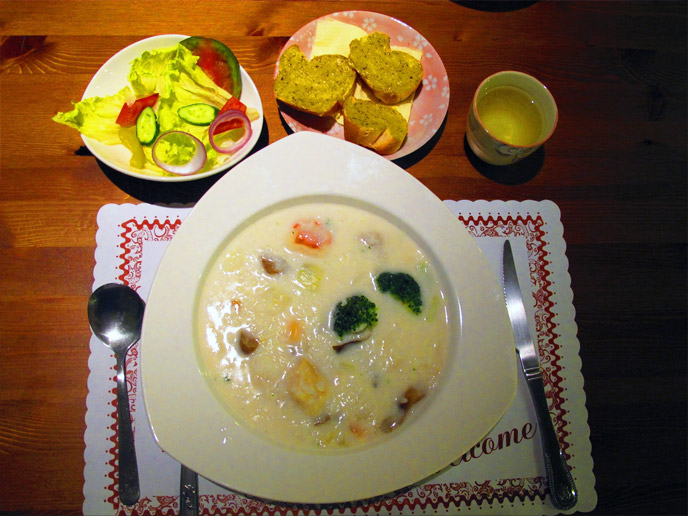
top-left (116, 351), bottom-right (140, 506)
top-left (180, 464), bottom-right (199, 516)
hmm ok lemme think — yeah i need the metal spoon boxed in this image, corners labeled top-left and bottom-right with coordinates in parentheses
top-left (87, 282), bottom-right (144, 506)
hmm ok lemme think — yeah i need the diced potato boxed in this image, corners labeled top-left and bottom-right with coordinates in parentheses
top-left (358, 232), bottom-right (382, 248)
top-left (295, 264), bottom-right (323, 291)
top-left (265, 286), bottom-right (291, 310)
top-left (285, 358), bottom-right (328, 416)
top-left (287, 319), bottom-right (302, 343)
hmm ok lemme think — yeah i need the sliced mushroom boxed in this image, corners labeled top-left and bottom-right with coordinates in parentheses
top-left (313, 414), bottom-right (331, 426)
top-left (261, 253), bottom-right (288, 275)
top-left (379, 386), bottom-right (426, 433)
top-left (379, 413), bottom-right (404, 433)
top-left (238, 328), bottom-right (260, 354)
top-left (399, 386), bottom-right (425, 412)
top-left (332, 326), bottom-right (373, 353)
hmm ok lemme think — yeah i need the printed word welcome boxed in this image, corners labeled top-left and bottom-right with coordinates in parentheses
top-left (452, 422), bottom-right (537, 466)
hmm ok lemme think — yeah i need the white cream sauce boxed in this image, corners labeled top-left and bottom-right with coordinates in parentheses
top-left (196, 203), bottom-right (449, 450)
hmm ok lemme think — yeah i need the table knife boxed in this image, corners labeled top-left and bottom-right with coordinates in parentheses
top-left (180, 464), bottom-right (199, 516)
top-left (502, 240), bottom-right (578, 511)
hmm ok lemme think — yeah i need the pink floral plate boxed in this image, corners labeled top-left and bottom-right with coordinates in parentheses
top-left (274, 11), bottom-right (450, 160)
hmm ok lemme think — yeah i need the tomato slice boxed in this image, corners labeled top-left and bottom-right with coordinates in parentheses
top-left (196, 45), bottom-right (218, 82)
top-left (195, 40), bottom-right (233, 93)
top-left (219, 96), bottom-right (247, 114)
top-left (213, 97), bottom-right (248, 134)
top-left (180, 37), bottom-right (242, 98)
top-left (116, 93), bottom-right (159, 127)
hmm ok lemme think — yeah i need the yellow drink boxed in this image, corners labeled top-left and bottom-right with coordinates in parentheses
top-left (477, 86), bottom-right (544, 146)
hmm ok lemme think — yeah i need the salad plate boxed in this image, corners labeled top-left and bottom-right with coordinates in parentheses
top-left (80, 34), bottom-right (264, 182)
top-left (274, 11), bottom-right (449, 161)
top-left (140, 132), bottom-right (516, 504)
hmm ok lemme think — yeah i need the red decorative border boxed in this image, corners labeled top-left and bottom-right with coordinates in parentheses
top-left (460, 214), bottom-right (572, 458)
top-left (105, 214), bottom-right (571, 515)
top-left (105, 217), bottom-right (184, 515)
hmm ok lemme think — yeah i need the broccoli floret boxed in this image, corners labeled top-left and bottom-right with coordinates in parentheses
top-left (332, 295), bottom-right (378, 338)
top-left (376, 272), bottom-right (422, 314)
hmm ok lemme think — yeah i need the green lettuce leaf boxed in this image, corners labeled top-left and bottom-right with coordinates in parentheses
top-left (52, 86), bottom-right (134, 145)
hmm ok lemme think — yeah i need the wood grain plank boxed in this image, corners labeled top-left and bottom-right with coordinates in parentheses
top-left (1, 247), bottom-right (95, 296)
top-left (0, 297), bottom-right (91, 335)
top-left (0, 201), bottom-right (102, 248)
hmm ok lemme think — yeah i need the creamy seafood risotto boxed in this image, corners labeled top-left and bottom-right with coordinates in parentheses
top-left (196, 202), bottom-right (449, 449)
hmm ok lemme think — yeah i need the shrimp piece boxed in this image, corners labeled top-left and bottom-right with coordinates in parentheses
top-left (291, 219), bottom-right (332, 250)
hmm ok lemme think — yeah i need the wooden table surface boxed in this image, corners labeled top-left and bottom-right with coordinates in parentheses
top-left (1, 1), bottom-right (686, 514)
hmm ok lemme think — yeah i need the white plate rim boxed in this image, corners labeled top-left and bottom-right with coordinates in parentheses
top-left (140, 132), bottom-right (516, 504)
top-left (80, 34), bottom-right (264, 182)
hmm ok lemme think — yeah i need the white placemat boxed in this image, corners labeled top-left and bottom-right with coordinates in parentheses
top-left (84, 200), bottom-right (596, 515)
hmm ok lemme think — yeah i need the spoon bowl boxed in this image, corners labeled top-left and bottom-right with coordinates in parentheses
top-left (88, 282), bottom-right (145, 506)
top-left (88, 283), bottom-right (145, 351)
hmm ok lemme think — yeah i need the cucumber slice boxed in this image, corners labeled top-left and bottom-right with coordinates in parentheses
top-left (136, 106), bottom-right (159, 145)
top-left (178, 103), bottom-right (219, 125)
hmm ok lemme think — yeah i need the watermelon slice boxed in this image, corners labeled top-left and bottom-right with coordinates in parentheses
top-left (180, 36), bottom-right (242, 99)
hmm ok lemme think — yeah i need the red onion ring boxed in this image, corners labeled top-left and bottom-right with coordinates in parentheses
top-left (151, 131), bottom-right (207, 176)
top-left (208, 109), bottom-right (252, 154)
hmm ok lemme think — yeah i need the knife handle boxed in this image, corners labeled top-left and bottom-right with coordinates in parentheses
top-left (527, 375), bottom-right (578, 511)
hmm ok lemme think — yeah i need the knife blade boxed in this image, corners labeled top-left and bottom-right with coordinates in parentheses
top-left (502, 239), bottom-right (578, 511)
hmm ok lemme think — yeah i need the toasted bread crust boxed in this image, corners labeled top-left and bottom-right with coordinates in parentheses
top-left (274, 46), bottom-right (357, 117)
top-left (348, 32), bottom-right (424, 105)
top-left (343, 97), bottom-right (408, 155)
